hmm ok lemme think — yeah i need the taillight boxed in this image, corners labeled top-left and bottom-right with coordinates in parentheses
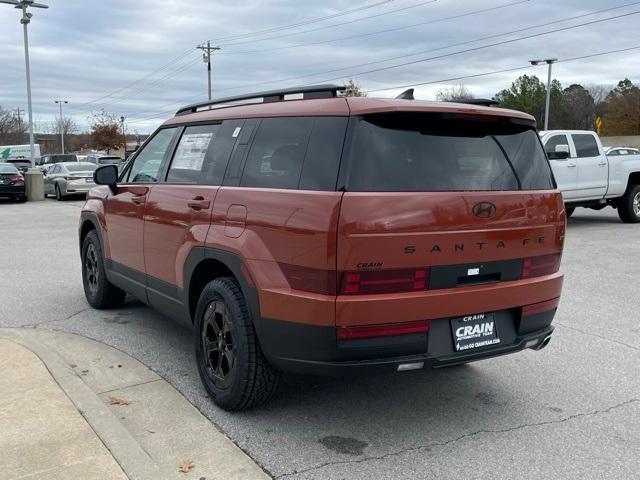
top-left (521, 253), bottom-right (561, 279)
top-left (278, 263), bottom-right (336, 295)
top-left (337, 320), bottom-right (428, 340)
top-left (522, 297), bottom-right (560, 316)
top-left (340, 268), bottom-right (429, 295)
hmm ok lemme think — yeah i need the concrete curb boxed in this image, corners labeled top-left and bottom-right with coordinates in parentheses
top-left (0, 328), bottom-right (270, 480)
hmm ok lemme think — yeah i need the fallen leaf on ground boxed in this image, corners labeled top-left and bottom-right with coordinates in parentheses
top-left (178, 459), bottom-right (194, 473)
top-left (108, 395), bottom-right (130, 406)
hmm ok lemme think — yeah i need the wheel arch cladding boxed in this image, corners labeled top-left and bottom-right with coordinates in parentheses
top-left (628, 171), bottom-right (640, 188)
top-left (79, 214), bottom-right (100, 253)
top-left (185, 247), bottom-right (261, 326)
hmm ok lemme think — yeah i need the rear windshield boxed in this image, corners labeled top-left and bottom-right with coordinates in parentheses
top-left (65, 163), bottom-right (97, 172)
top-left (99, 157), bottom-right (121, 164)
top-left (0, 164), bottom-right (19, 174)
top-left (51, 155), bottom-right (77, 163)
top-left (346, 113), bottom-right (554, 191)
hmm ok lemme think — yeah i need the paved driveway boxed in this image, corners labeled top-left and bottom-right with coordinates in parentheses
top-left (1, 198), bottom-right (638, 479)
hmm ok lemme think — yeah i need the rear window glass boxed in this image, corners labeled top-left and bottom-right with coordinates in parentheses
top-left (572, 134), bottom-right (600, 158)
top-left (51, 155), bottom-right (77, 163)
top-left (65, 163), bottom-right (97, 172)
top-left (346, 114), bottom-right (553, 191)
top-left (240, 117), bottom-right (313, 189)
top-left (0, 164), bottom-right (19, 174)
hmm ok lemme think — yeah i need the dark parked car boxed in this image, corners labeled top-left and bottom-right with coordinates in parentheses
top-left (6, 158), bottom-right (32, 174)
top-left (0, 163), bottom-right (26, 202)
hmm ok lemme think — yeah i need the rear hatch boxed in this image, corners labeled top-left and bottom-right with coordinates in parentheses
top-left (336, 112), bottom-right (564, 324)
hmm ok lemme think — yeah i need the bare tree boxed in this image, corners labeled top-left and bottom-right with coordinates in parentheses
top-left (585, 84), bottom-right (613, 104)
top-left (436, 84), bottom-right (474, 102)
top-left (88, 110), bottom-right (122, 153)
top-left (0, 106), bottom-right (27, 144)
top-left (341, 79), bottom-right (367, 97)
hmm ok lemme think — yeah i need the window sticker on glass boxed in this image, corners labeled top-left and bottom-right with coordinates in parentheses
top-left (232, 127), bottom-right (242, 138)
top-left (172, 133), bottom-right (213, 171)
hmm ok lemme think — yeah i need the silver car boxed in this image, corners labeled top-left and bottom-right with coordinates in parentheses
top-left (43, 162), bottom-right (97, 200)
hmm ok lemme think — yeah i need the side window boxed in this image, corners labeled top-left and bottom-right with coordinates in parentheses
top-left (240, 117), bottom-right (313, 189)
top-left (300, 117), bottom-right (348, 191)
top-left (127, 128), bottom-right (176, 183)
top-left (572, 134), bottom-right (600, 158)
top-left (544, 135), bottom-right (569, 160)
top-left (166, 124), bottom-right (220, 184)
top-left (608, 150), bottom-right (619, 156)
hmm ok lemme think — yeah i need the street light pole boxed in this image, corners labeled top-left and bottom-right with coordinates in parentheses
top-left (530, 58), bottom-right (558, 130)
top-left (120, 116), bottom-right (126, 158)
top-left (54, 99), bottom-right (68, 154)
top-left (1, 0), bottom-right (49, 166)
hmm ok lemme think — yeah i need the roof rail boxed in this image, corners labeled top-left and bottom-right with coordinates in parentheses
top-left (175, 84), bottom-right (346, 116)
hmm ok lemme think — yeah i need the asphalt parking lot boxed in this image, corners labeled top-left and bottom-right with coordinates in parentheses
top-left (1, 197), bottom-right (639, 480)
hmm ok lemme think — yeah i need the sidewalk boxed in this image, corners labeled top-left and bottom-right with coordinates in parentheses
top-left (0, 329), bottom-right (270, 480)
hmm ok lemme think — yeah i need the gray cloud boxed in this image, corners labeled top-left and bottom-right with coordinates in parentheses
top-left (0, 0), bottom-right (638, 133)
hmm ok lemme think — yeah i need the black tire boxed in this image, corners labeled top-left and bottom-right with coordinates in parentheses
top-left (618, 184), bottom-right (640, 223)
top-left (16, 195), bottom-right (27, 203)
top-left (81, 230), bottom-right (126, 308)
top-left (194, 277), bottom-right (280, 411)
top-left (55, 183), bottom-right (63, 201)
top-left (565, 206), bottom-right (575, 218)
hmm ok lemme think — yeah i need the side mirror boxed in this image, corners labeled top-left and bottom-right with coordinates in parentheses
top-left (94, 164), bottom-right (118, 193)
top-left (548, 144), bottom-right (570, 160)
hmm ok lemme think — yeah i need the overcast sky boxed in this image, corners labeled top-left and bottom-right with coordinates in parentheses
top-left (1, 0), bottom-right (639, 133)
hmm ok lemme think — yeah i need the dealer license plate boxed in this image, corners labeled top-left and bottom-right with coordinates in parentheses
top-left (451, 313), bottom-right (500, 352)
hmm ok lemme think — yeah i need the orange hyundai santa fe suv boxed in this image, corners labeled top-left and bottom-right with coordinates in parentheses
top-left (80, 85), bottom-right (565, 410)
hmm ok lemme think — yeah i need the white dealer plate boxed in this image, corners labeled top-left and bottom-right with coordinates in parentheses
top-left (450, 313), bottom-right (500, 352)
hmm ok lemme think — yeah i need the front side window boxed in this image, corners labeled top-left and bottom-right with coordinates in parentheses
top-left (240, 117), bottom-right (313, 189)
top-left (127, 128), bottom-right (176, 183)
top-left (167, 124), bottom-right (220, 184)
top-left (544, 134), bottom-right (570, 160)
top-left (346, 113), bottom-right (553, 192)
top-left (572, 134), bottom-right (600, 158)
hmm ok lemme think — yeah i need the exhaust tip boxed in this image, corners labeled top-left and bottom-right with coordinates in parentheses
top-left (531, 335), bottom-right (552, 351)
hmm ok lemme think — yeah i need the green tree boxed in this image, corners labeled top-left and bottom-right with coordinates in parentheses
top-left (602, 79), bottom-right (640, 135)
top-left (493, 75), bottom-right (562, 127)
top-left (558, 84), bottom-right (596, 130)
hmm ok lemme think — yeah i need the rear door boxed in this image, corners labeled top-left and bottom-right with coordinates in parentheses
top-left (572, 133), bottom-right (607, 200)
top-left (336, 113), bottom-right (563, 326)
top-left (143, 121), bottom-right (240, 319)
top-left (103, 127), bottom-right (177, 300)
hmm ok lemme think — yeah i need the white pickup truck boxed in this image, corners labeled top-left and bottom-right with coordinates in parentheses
top-left (540, 130), bottom-right (640, 223)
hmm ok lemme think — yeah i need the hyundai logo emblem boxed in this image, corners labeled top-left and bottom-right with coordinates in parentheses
top-left (472, 202), bottom-right (497, 218)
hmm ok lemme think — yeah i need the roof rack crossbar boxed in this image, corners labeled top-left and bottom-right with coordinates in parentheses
top-left (175, 84), bottom-right (346, 116)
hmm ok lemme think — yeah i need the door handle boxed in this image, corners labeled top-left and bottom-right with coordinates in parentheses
top-left (131, 195), bottom-right (146, 205)
top-left (567, 163), bottom-right (577, 168)
top-left (187, 197), bottom-right (211, 210)
top-left (598, 161), bottom-right (607, 166)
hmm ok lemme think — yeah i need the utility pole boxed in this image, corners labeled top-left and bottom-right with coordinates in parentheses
top-left (530, 58), bottom-right (558, 130)
top-left (54, 99), bottom-right (68, 154)
top-left (196, 41), bottom-right (221, 101)
top-left (1, 0), bottom-right (49, 167)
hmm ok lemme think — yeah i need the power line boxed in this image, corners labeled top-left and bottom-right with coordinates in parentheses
top-left (219, 0), bottom-right (439, 47)
top-left (199, 2), bottom-right (640, 96)
top-left (211, 0), bottom-right (396, 43)
top-left (219, 0), bottom-right (529, 55)
top-left (304, 8), bottom-right (640, 85)
top-left (365, 44), bottom-right (640, 94)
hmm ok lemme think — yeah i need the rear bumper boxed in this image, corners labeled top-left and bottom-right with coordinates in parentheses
top-left (0, 185), bottom-right (25, 197)
top-left (258, 308), bottom-right (557, 376)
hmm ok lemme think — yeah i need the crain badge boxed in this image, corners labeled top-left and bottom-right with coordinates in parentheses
top-left (232, 127), bottom-right (242, 138)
